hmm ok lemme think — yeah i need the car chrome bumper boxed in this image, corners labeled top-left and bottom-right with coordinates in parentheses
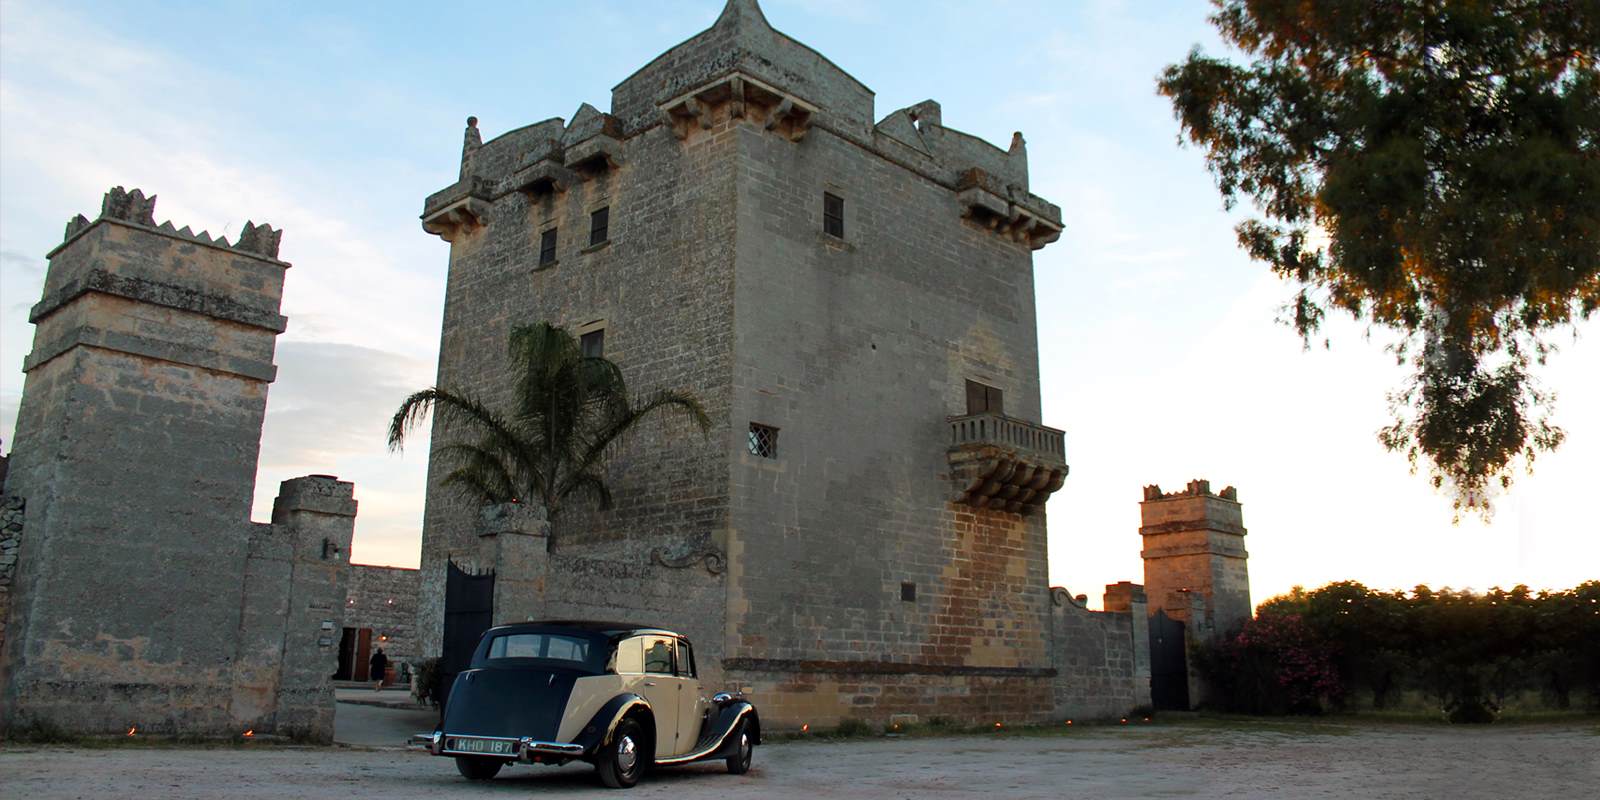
top-left (515, 738), bottom-right (586, 761)
top-left (412, 731), bottom-right (584, 761)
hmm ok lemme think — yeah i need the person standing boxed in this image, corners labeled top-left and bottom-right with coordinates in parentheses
top-left (369, 647), bottom-right (389, 691)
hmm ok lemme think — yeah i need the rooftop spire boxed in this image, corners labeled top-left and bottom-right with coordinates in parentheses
top-left (715, 0), bottom-right (772, 30)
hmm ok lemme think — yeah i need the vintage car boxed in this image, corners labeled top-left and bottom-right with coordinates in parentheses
top-left (414, 621), bottom-right (760, 788)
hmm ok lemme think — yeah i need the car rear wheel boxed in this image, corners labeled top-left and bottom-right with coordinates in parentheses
top-left (455, 756), bottom-right (504, 781)
top-left (597, 718), bottom-right (645, 789)
top-left (726, 721), bottom-right (754, 775)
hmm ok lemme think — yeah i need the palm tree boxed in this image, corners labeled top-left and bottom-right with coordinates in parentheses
top-left (388, 323), bottom-right (710, 545)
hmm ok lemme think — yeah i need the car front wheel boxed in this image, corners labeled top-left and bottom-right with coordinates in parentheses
top-left (597, 718), bottom-right (645, 789)
top-left (726, 721), bottom-right (753, 775)
top-left (454, 756), bottom-right (504, 781)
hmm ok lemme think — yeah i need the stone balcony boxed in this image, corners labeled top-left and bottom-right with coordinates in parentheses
top-left (947, 412), bottom-right (1068, 515)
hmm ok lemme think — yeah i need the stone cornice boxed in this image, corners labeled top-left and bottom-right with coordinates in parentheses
top-left (29, 267), bottom-right (288, 333)
top-left (23, 325), bottom-right (277, 382)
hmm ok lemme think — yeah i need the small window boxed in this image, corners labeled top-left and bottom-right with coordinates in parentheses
top-left (675, 639), bottom-right (697, 678)
top-left (580, 328), bottom-right (605, 358)
top-left (589, 206), bottom-right (610, 246)
top-left (823, 192), bottom-right (844, 238)
top-left (643, 636), bottom-right (675, 675)
top-left (965, 380), bottom-right (1004, 415)
top-left (901, 582), bottom-right (917, 602)
top-left (614, 637), bottom-right (643, 674)
top-left (539, 228), bottom-right (558, 265)
top-left (748, 423), bottom-right (778, 459)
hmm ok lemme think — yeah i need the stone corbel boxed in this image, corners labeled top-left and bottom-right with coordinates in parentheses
top-left (512, 157), bottom-right (580, 196)
top-left (662, 72), bottom-right (816, 143)
top-left (956, 456), bottom-right (1067, 515)
top-left (421, 176), bottom-right (495, 242)
top-left (565, 135), bottom-right (625, 172)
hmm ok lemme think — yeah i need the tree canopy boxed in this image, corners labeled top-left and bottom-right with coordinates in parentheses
top-left (388, 323), bottom-right (710, 541)
top-left (1159, 0), bottom-right (1598, 516)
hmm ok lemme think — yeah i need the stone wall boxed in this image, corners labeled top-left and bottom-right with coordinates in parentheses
top-left (344, 565), bottom-right (421, 665)
top-left (0, 496), bottom-right (22, 658)
top-left (1049, 583), bottom-right (1151, 720)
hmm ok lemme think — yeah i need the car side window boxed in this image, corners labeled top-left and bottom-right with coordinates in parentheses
top-left (643, 636), bottom-right (675, 675)
top-left (614, 637), bottom-right (643, 674)
top-left (675, 640), bottom-right (696, 679)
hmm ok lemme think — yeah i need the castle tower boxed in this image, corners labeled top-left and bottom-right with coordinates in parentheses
top-left (417, 0), bottom-right (1067, 725)
top-left (0, 187), bottom-right (351, 737)
top-left (1139, 480), bottom-right (1251, 634)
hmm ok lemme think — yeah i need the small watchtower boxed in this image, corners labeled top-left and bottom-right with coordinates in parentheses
top-left (1139, 480), bottom-right (1251, 635)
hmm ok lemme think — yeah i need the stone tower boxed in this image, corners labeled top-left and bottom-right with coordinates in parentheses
top-left (0, 187), bottom-right (355, 739)
top-left (1139, 480), bottom-right (1251, 634)
top-left (417, 0), bottom-right (1069, 725)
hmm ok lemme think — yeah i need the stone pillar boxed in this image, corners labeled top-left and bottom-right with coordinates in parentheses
top-left (266, 475), bottom-right (356, 742)
top-left (478, 503), bottom-right (550, 626)
top-left (1103, 581), bottom-right (1152, 708)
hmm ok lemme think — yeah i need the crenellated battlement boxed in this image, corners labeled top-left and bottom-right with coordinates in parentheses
top-left (58, 186), bottom-right (284, 261)
top-left (1142, 479), bottom-right (1238, 503)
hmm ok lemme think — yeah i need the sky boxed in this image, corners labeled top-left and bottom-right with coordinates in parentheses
top-left (1, 0), bottom-right (1595, 609)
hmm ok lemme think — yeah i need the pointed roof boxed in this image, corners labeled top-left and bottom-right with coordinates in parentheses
top-left (610, 0), bottom-right (875, 136)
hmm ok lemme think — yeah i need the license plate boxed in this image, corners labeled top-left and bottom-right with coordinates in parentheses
top-left (448, 737), bottom-right (516, 756)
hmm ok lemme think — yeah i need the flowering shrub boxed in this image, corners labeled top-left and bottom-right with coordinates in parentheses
top-left (1195, 612), bottom-right (1341, 714)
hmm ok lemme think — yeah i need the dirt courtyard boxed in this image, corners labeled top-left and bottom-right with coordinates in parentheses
top-left (2, 719), bottom-right (1594, 799)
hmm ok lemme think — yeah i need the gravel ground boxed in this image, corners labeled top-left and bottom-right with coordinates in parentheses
top-left (2, 720), bottom-right (1595, 799)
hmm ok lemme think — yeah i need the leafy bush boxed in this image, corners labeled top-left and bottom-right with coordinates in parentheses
top-left (1195, 581), bottom-right (1600, 721)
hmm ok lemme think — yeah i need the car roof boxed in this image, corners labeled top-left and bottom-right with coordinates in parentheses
top-left (485, 620), bottom-right (683, 640)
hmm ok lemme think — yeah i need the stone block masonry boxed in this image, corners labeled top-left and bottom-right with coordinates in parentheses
top-left (344, 565), bottom-right (421, 666)
top-left (0, 496), bottom-right (23, 659)
top-left (0, 187), bottom-right (355, 741)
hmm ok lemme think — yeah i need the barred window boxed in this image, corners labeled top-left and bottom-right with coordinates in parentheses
top-left (747, 423), bottom-right (778, 459)
top-left (589, 206), bottom-right (610, 246)
top-left (539, 228), bottom-right (558, 265)
top-left (823, 192), bottom-right (844, 238)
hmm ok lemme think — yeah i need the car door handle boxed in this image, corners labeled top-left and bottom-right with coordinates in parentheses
top-left (643, 681), bottom-right (657, 687)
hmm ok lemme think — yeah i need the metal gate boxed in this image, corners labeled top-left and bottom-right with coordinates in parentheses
top-left (1149, 610), bottom-right (1190, 710)
top-left (439, 560), bottom-right (495, 710)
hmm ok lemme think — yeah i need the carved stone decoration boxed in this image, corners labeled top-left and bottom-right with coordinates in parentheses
top-left (100, 186), bottom-right (158, 226)
top-left (662, 71), bottom-right (815, 143)
top-left (1050, 587), bottom-right (1088, 609)
top-left (651, 546), bottom-right (727, 575)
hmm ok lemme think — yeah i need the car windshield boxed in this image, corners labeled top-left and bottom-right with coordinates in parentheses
top-left (481, 632), bottom-right (602, 671)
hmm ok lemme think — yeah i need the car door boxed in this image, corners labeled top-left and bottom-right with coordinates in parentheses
top-left (638, 635), bottom-right (681, 757)
top-left (674, 638), bottom-right (705, 751)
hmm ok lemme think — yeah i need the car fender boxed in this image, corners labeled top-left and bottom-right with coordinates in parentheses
top-left (703, 700), bottom-right (760, 759)
top-left (571, 693), bottom-right (654, 756)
